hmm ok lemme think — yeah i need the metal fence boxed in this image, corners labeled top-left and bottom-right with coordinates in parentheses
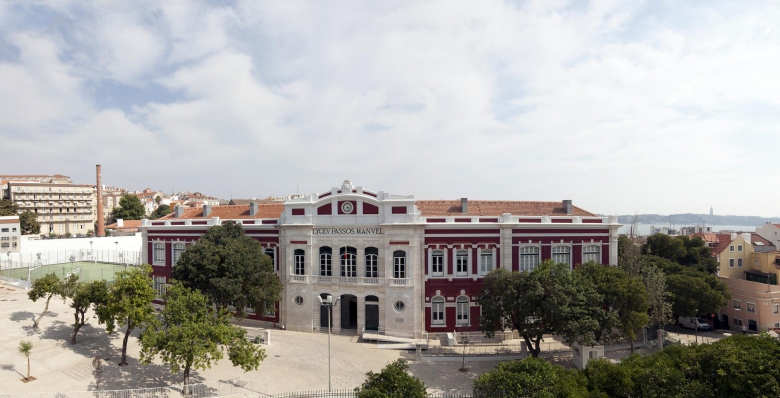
top-left (3, 249), bottom-right (143, 270)
top-left (0, 378), bottom-right (267, 398)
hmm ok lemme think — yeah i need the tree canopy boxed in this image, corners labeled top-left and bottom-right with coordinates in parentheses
top-left (103, 265), bottom-right (157, 366)
top-left (112, 194), bottom-right (146, 220)
top-left (354, 359), bottom-right (427, 398)
top-left (19, 211), bottom-right (40, 235)
top-left (27, 273), bottom-right (63, 328)
top-left (172, 221), bottom-right (282, 318)
top-left (153, 204), bottom-right (172, 219)
top-left (477, 262), bottom-right (605, 358)
top-left (473, 357), bottom-right (588, 398)
top-left (0, 199), bottom-right (18, 216)
top-left (139, 283), bottom-right (265, 390)
top-left (60, 276), bottom-right (110, 344)
top-left (642, 234), bottom-right (718, 274)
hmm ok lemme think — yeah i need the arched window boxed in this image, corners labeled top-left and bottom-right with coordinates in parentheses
top-left (294, 249), bottom-right (305, 275)
top-left (432, 296), bottom-right (445, 326)
top-left (583, 245), bottom-right (600, 264)
top-left (264, 248), bottom-right (275, 268)
top-left (393, 250), bottom-right (406, 279)
top-left (365, 247), bottom-right (378, 278)
top-left (320, 247), bottom-right (332, 276)
top-left (340, 246), bottom-right (357, 277)
top-left (431, 250), bottom-right (444, 277)
top-left (519, 246), bottom-right (540, 272)
top-left (552, 246), bottom-right (571, 266)
top-left (456, 296), bottom-right (469, 325)
top-left (456, 250), bottom-right (469, 276)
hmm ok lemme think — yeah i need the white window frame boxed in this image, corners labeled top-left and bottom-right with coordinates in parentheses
top-left (365, 247), bottom-right (378, 278)
top-left (552, 245), bottom-right (571, 267)
top-left (582, 245), bottom-right (601, 264)
top-left (729, 258), bottom-right (735, 268)
top-left (738, 258), bottom-right (743, 267)
top-left (738, 245), bottom-right (743, 252)
top-left (455, 250), bottom-right (469, 276)
top-left (341, 247), bottom-right (357, 277)
top-left (519, 246), bottom-right (540, 272)
top-left (153, 242), bottom-right (165, 265)
top-left (320, 248), bottom-right (332, 276)
top-left (294, 250), bottom-right (305, 276)
top-left (172, 242), bottom-right (185, 265)
top-left (456, 296), bottom-right (469, 326)
top-left (730, 245), bottom-right (734, 252)
top-left (479, 249), bottom-right (493, 276)
top-left (733, 299), bottom-right (741, 310)
top-left (431, 297), bottom-right (445, 326)
top-left (747, 302), bottom-right (756, 313)
top-left (393, 251), bottom-right (406, 279)
top-left (431, 250), bottom-right (444, 277)
top-left (153, 276), bottom-right (166, 298)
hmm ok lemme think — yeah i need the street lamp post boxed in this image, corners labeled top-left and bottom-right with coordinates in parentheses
top-left (89, 241), bottom-right (94, 263)
top-left (694, 309), bottom-right (699, 344)
top-left (459, 332), bottom-right (470, 372)
top-left (318, 294), bottom-right (340, 392)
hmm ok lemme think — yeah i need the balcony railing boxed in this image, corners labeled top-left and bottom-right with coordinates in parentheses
top-left (290, 275), bottom-right (308, 283)
top-left (362, 277), bottom-right (379, 285)
top-left (310, 276), bottom-right (388, 286)
top-left (391, 278), bottom-right (409, 286)
top-left (317, 276), bottom-right (332, 283)
top-left (339, 277), bottom-right (358, 284)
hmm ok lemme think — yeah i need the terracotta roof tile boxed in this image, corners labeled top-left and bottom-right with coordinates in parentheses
top-left (415, 200), bottom-right (596, 217)
top-left (161, 204), bottom-right (284, 220)
top-left (713, 233), bottom-right (734, 255)
top-left (751, 234), bottom-right (773, 246)
top-left (106, 220), bottom-right (144, 229)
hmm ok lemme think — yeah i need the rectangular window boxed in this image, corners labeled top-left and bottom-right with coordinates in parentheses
top-left (393, 251), bottom-right (406, 279)
top-left (320, 250), bottom-right (332, 276)
top-left (520, 246), bottom-right (540, 272)
top-left (738, 245), bottom-right (743, 252)
top-left (456, 298), bottom-right (469, 326)
top-left (341, 247), bottom-right (357, 277)
top-left (456, 250), bottom-right (469, 276)
top-left (582, 245), bottom-right (601, 264)
top-left (479, 250), bottom-right (493, 276)
top-left (294, 250), bottom-right (305, 276)
top-left (432, 299), bottom-right (445, 325)
top-left (729, 258), bottom-right (735, 268)
top-left (153, 243), bottom-right (165, 264)
top-left (733, 300), bottom-right (741, 310)
top-left (172, 243), bottom-right (185, 265)
top-left (738, 258), bottom-right (743, 267)
top-left (730, 246), bottom-right (734, 252)
top-left (431, 251), bottom-right (444, 277)
top-left (153, 276), bottom-right (166, 298)
top-left (552, 246), bottom-right (571, 266)
top-left (747, 303), bottom-right (756, 313)
top-left (774, 304), bottom-right (779, 315)
top-left (0, 228), bottom-right (7, 232)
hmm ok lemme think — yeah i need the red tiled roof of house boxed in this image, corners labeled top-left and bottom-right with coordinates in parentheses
top-left (415, 200), bottom-right (597, 217)
top-left (713, 233), bottom-right (735, 255)
top-left (0, 216), bottom-right (20, 224)
top-left (161, 204), bottom-right (284, 220)
top-left (105, 220), bottom-right (144, 229)
top-left (752, 234), bottom-right (773, 246)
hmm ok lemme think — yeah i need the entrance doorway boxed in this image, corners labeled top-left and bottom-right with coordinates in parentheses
top-left (365, 295), bottom-right (379, 331)
top-left (749, 319), bottom-right (757, 332)
top-left (320, 293), bottom-right (332, 331)
top-left (340, 294), bottom-right (358, 330)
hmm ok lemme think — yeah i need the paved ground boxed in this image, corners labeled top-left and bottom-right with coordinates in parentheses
top-left (0, 282), bottom-right (705, 395)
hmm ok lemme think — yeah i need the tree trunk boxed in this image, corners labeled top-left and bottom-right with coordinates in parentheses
top-left (71, 308), bottom-right (86, 345)
top-left (523, 335), bottom-right (542, 358)
top-left (119, 320), bottom-right (133, 366)
top-left (183, 364), bottom-right (191, 396)
top-left (33, 294), bottom-right (53, 328)
top-left (630, 339), bottom-right (635, 354)
top-left (26, 356), bottom-right (30, 379)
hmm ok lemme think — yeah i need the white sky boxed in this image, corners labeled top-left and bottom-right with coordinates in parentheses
top-left (1, 0), bottom-right (779, 216)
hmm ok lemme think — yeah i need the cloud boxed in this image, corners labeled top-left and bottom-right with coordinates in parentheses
top-left (1, 0), bottom-right (780, 216)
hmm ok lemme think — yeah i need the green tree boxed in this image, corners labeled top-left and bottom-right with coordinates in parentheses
top-left (103, 265), bottom-right (157, 366)
top-left (576, 262), bottom-right (648, 352)
top-left (477, 262), bottom-right (604, 358)
top-left (18, 340), bottom-right (33, 381)
top-left (112, 194), bottom-right (146, 220)
top-left (643, 234), bottom-right (717, 274)
top-left (139, 283), bottom-right (265, 391)
top-left (153, 204), bottom-right (172, 219)
top-left (639, 263), bottom-right (674, 332)
top-left (354, 359), bottom-right (427, 398)
top-left (0, 199), bottom-right (18, 216)
top-left (18, 211), bottom-right (40, 235)
top-left (61, 278), bottom-right (110, 344)
top-left (27, 273), bottom-right (62, 328)
top-left (667, 272), bottom-right (730, 318)
top-left (473, 357), bottom-right (587, 398)
top-left (172, 222), bottom-right (282, 318)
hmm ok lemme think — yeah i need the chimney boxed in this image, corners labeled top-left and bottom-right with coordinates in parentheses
top-left (96, 165), bottom-right (105, 237)
top-left (461, 198), bottom-right (468, 214)
top-left (203, 204), bottom-right (212, 217)
top-left (563, 200), bottom-right (573, 215)
top-left (250, 201), bottom-right (258, 216)
top-left (117, 218), bottom-right (124, 227)
top-left (731, 232), bottom-right (737, 240)
top-left (174, 205), bottom-right (184, 218)
top-left (742, 232), bottom-right (751, 245)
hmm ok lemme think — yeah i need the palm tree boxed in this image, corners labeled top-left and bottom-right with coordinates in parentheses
top-left (18, 341), bottom-right (32, 381)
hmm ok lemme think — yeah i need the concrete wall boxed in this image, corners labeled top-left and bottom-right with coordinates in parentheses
top-left (7, 235), bottom-right (142, 264)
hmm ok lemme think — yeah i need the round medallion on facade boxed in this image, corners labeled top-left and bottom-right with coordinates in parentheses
top-left (341, 201), bottom-right (354, 214)
top-left (294, 296), bottom-right (304, 305)
top-left (394, 300), bottom-right (406, 312)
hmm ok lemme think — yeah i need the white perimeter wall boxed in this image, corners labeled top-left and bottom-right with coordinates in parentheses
top-left (6, 235), bottom-right (142, 263)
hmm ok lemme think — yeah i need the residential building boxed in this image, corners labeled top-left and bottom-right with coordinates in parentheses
top-left (106, 219), bottom-right (143, 235)
top-left (709, 231), bottom-right (780, 332)
top-left (3, 181), bottom-right (96, 236)
top-left (756, 223), bottom-right (780, 249)
top-left (0, 215), bottom-right (21, 253)
top-left (101, 186), bottom-right (127, 222)
top-left (680, 225), bottom-right (712, 235)
top-left (141, 180), bottom-right (621, 338)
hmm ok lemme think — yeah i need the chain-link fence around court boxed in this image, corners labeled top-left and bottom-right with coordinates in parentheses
top-left (3, 249), bottom-right (142, 269)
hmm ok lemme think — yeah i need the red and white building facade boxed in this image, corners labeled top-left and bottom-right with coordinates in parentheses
top-left (141, 180), bottom-right (620, 338)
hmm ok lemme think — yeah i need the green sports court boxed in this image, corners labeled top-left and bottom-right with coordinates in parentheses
top-left (2, 262), bottom-right (128, 283)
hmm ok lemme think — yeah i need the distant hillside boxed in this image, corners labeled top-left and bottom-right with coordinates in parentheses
top-left (614, 213), bottom-right (780, 226)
